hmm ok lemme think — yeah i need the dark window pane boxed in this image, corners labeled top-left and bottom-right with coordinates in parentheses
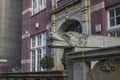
top-left (110, 32), bottom-right (115, 37)
top-left (116, 17), bottom-right (120, 25)
top-left (38, 0), bottom-right (42, 11)
top-left (33, 0), bottom-right (38, 14)
top-left (109, 9), bottom-right (114, 18)
top-left (117, 31), bottom-right (120, 37)
top-left (65, 21), bottom-right (82, 33)
top-left (110, 18), bottom-right (115, 26)
top-left (116, 7), bottom-right (120, 16)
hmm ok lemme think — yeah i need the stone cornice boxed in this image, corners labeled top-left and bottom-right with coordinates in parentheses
top-left (0, 70), bottom-right (68, 79)
top-left (67, 46), bottom-right (120, 61)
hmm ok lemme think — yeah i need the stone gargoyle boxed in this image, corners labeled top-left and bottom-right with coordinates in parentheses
top-left (48, 31), bottom-right (89, 48)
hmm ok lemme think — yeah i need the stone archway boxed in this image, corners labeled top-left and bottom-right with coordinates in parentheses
top-left (58, 19), bottom-right (82, 34)
top-left (49, 18), bottom-right (89, 80)
top-left (58, 19), bottom-right (83, 80)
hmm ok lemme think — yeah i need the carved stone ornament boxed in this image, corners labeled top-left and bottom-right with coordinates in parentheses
top-left (100, 61), bottom-right (115, 72)
top-left (48, 31), bottom-right (88, 48)
top-left (88, 60), bottom-right (120, 80)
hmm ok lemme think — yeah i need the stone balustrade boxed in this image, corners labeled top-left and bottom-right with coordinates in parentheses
top-left (0, 70), bottom-right (68, 80)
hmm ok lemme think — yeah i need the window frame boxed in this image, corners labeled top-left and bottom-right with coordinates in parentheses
top-left (30, 33), bottom-right (46, 72)
top-left (108, 31), bottom-right (120, 37)
top-left (32, 0), bottom-right (47, 15)
top-left (107, 5), bottom-right (120, 30)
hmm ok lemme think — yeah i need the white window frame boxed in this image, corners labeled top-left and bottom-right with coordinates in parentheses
top-left (32, 0), bottom-right (38, 14)
top-left (31, 50), bottom-right (36, 71)
top-left (30, 33), bottom-right (46, 72)
top-left (32, 0), bottom-right (46, 15)
top-left (107, 5), bottom-right (120, 30)
top-left (108, 31), bottom-right (120, 37)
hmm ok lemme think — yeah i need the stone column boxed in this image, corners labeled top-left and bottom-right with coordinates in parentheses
top-left (73, 61), bottom-right (90, 80)
top-left (66, 59), bottom-right (73, 80)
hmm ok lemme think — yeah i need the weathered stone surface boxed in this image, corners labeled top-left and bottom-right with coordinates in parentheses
top-left (0, 71), bottom-right (68, 80)
top-left (88, 60), bottom-right (120, 80)
top-left (50, 0), bottom-right (91, 72)
top-left (73, 61), bottom-right (89, 80)
top-left (48, 31), bottom-right (120, 48)
top-left (0, 0), bottom-right (22, 68)
top-left (48, 31), bottom-right (88, 48)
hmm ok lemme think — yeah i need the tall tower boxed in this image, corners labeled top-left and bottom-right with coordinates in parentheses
top-left (0, 0), bottom-right (22, 72)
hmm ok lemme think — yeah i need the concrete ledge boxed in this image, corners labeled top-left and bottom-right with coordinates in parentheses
top-left (67, 46), bottom-right (120, 61)
top-left (0, 70), bottom-right (68, 79)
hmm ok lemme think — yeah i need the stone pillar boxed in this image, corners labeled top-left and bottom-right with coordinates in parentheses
top-left (66, 59), bottom-right (73, 80)
top-left (73, 61), bottom-right (90, 80)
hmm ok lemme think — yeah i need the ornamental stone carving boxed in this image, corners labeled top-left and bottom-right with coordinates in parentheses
top-left (88, 60), bottom-right (120, 80)
top-left (100, 61), bottom-right (115, 72)
top-left (48, 31), bottom-right (88, 48)
top-left (51, 1), bottom-right (90, 34)
top-left (55, 4), bottom-right (88, 21)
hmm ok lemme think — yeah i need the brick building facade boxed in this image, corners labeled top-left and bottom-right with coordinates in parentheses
top-left (21, 0), bottom-right (120, 72)
top-left (21, 0), bottom-right (51, 72)
top-left (91, 0), bottom-right (120, 37)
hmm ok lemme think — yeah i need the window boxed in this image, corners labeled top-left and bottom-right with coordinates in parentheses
top-left (109, 31), bottom-right (120, 37)
top-left (33, 0), bottom-right (38, 14)
top-left (37, 49), bottom-right (41, 71)
top-left (32, 0), bottom-right (46, 15)
top-left (31, 50), bottom-right (36, 71)
top-left (108, 5), bottom-right (120, 30)
top-left (108, 5), bottom-right (120, 37)
top-left (37, 34), bottom-right (41, 46)
top-left (30, 33), bottom-right (46, 72)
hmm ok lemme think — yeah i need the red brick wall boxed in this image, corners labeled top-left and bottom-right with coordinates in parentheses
top-left (21, 0), bottom-right (31, 72)
top-left (30, 10), bottom-right (47, 35)
top-left (90, 0), bottom-right (104, 35)
top-left (0, 66), bottom-right (12, 72)
top-left (21, 0), bottom-right (51, 72)
top-left (23, 0), bottom-right (32, 11)
top-left (21, 63), bottom-right (30, 72)
top-left (22, 38), bottom-right (30, 59)
top-left (105, 0), bottom-right (120, 8)
top-left (90, 0), bottom-right (103, 6)
top-left (91, 9), bottom-right (108, 35)
top-left (90, 0), bottom-right (120, 35)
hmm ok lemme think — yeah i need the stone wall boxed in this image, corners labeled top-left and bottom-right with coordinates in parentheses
top-left (50, 0), bottom-right (90, 70)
